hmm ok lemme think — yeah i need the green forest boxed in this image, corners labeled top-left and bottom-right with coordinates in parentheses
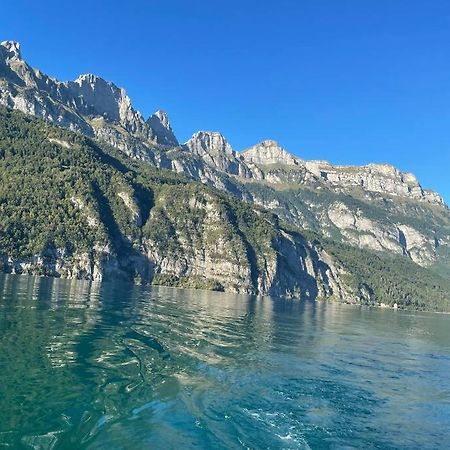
top-left (1, 106), bottom-right (449, 311)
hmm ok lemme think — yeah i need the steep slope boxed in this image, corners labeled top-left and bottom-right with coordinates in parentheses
top-left (0, 107), bottom-right (340, 300)
top-left (0, 41), bottom-right (177, 158)
top-left (240, 181), bottom-right (450, 268)
top-left (1, 107), bottom-right (450, 310)
top-left (1, 40), bottom-right (449, 277)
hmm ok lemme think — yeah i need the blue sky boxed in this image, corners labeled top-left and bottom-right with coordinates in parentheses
top-left (2, 0), bottom-right (450, 201)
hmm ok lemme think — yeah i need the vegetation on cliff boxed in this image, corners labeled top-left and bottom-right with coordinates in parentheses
top-left (0, 107), bottom-right (449, 310)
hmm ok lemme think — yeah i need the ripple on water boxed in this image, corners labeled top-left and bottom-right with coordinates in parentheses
top-left (0, 276), bottom-right (449, 449)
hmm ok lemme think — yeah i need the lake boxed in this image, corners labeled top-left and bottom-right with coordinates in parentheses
top-left (0, 274), bottom-right (449, 449)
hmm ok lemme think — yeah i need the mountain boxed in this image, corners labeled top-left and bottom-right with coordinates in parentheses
top-left (1, 106), bottom-right (449, 311)
top-left (0, 106), bottom-right (345, 301)
top-left (0, 40), bottom-right (449, 309)
top-left (0, 41), bottom-right (177, 156)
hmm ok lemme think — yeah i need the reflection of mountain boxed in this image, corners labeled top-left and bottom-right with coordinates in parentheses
top-left (159, 288), bottom-right (276, 366)
top-left (0, 276), bottom-right (87, 443)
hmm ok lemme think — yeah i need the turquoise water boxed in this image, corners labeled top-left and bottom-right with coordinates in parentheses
top-left (0, 274), bottom-right (449, 449)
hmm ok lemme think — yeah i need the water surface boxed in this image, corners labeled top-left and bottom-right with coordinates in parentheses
top-left (0, 274), bottom-right (449, 449)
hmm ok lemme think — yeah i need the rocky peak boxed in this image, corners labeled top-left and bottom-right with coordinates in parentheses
top-left (241, 139), bottom-right (300, 166)
top-left (0, 40), bottom-right (38, 88)
top-left (154, 110), bottom-right (170, 128)
top-left (70, 74), bottom-right (133, 123)
top-left (0, 41), bottom-right (158, 149)
top-left (147, 110), bottom-right (178, 146)
top-left (74, 73), bottom-right (102, 86)
top-left (185, 131), bottom-right (234, 156)
top-left (305, 160), bottom-right (446, 206)
top-left (0, 41), bottom-right (22, 62)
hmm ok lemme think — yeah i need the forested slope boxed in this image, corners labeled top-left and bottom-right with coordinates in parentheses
top-left (1, 107), bottom-right (449, 310)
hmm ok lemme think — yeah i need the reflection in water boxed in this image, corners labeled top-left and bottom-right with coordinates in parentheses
top-left (0, 274), bottom-right (449, 449)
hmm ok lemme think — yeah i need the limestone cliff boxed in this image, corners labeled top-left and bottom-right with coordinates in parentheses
top-left (1, 41), bottom-right (449, 275)
top-left (1, 107), bottom-right (449, 310)
top-left (0, 41), bottom-right (176, 158)
top-left (241, 140), bottom-right (301, 167)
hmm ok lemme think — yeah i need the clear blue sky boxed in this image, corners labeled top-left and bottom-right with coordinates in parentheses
top-left (2, 0), bottom-right (450, 201)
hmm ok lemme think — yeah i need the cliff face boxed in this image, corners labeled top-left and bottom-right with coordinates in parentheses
top-left (304, 161), bottom-right (444, 205)
top-left (241, 140), bottom-right (302, 167)
top-left (139, 185), bottom-right (346, 300)
top-left (0, 41), bottom-right (177, 157)
top-left (1, 41), bottom-right (449, 276)
top-left (1, 41), bottom-right (444, 204)
top-left (0, 192), bottom-right (343, 300)
top-left (0, 107), bottom-right (349, 301)
top-left (1, 107), bottom-right (449, 310)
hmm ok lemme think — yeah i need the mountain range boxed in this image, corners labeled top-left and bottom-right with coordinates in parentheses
top-left (1, 40), bottom-right (449, 310)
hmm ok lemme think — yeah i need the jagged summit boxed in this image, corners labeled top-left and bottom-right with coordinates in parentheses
top-left (186, 131), bottom-right (234, 156)
top-left (147, 110), bottom-right (178, 146)
top-left (0, 41), bottom-right (22, 61)
top-left (75, 73), bottom-right (102, 83)
top-left (183, 131), bottom-right (253, 177)
top-left (241, 139), bottom-right (301, 166)
top-left (153, 110), bottom-right (170, 128)
top-left (0, 41), bottom-right (179, 149)
top-left (69, 73), bottom-right (137, 124)
top-left (73, 73), bottom-right (122, 93)
top-left (0, 41), bottom-right (446, 208)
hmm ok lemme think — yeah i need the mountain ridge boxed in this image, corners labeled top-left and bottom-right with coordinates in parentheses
top-left (1, 40), bottom-right (444, 206)
top-left (1, 40), bottom-right (449, 278)
top-left (1, 105), bottom-right (449, 311)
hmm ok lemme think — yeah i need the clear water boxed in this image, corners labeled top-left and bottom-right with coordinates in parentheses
top-left (0, 274), bottom-right (449, 449)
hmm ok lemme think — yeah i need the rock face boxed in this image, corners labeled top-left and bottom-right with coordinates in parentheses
top-left (0, 40), bottom-right (177, 158)
top-left (241, 140), bottom-right (301, 166)
top-left (140, 187), bottom-right (347, 299)
top-left (147, 110), bottom-right (178, 146)
top-left (182, 131), bottom-right (251, 177)
top-left (305, 161), bottom-right (445, 206)
top-left (1, 41), bottom-right (449, 273)
top-left (186, 131), bottom-right (234, 156)
top-left (326, 202), bottom-right (438, 265)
